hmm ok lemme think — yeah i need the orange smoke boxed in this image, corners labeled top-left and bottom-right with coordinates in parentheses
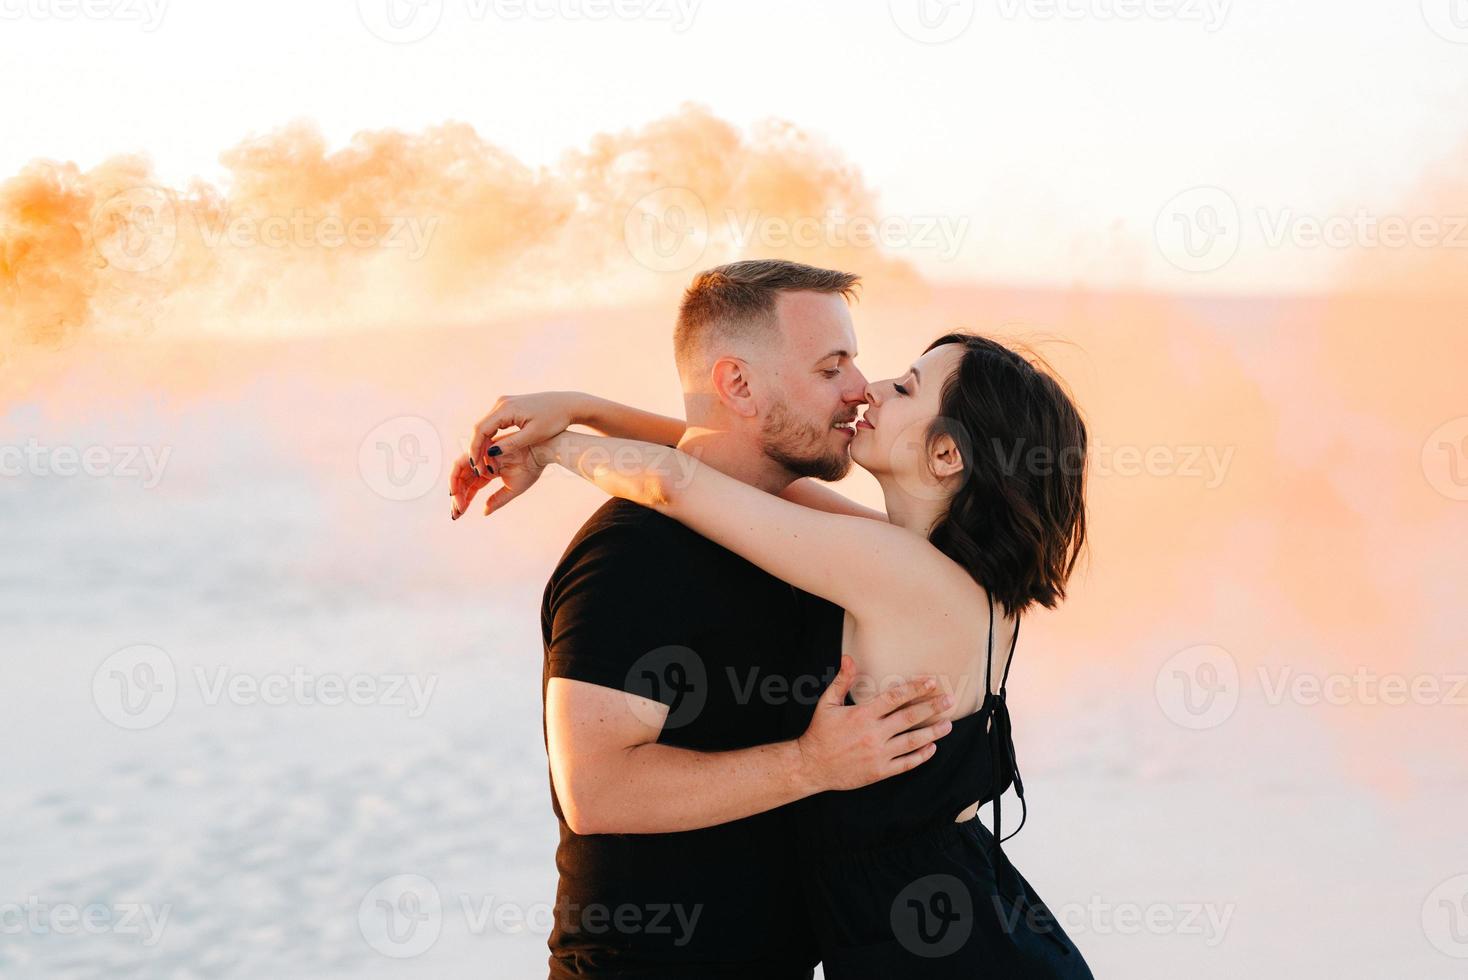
top-left (0, 105), bottom-right (916, 362)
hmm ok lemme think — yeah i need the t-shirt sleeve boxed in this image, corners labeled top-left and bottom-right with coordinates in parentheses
top-left (543, 515), bottom-right (696, 702)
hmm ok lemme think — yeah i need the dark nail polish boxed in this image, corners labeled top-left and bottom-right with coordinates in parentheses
top-left (487, 446), bottom-right (502, 457)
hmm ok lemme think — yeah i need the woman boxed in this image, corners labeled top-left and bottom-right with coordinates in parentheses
top-left (455, 331), bottom-right (1093, 978)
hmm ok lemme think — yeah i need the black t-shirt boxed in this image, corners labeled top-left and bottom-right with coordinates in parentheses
top-left (540, 498), bottom-right (835, 979)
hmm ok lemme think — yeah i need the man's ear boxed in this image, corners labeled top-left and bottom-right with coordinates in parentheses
top-left (930, 431), bottom-right (965, 481)
top-left (710, 356), bottom-right (759, 419)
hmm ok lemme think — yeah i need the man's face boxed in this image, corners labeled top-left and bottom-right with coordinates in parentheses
top-left (756, 291), bottom-right (868, 481)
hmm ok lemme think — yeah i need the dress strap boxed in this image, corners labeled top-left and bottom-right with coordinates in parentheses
top-left (987, 603), bottom-right (1027, 889)
top-left (982, 592), bottom-right (996, 697)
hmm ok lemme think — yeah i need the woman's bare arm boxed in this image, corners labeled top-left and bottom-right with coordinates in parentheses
top-left (532, 431), bottom-right (961, 619)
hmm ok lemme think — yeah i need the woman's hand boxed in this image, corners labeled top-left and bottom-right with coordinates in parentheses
top-left (449, 440), bottom-right (550, 521)
top-left (466, 391), bottom-right (587, 474)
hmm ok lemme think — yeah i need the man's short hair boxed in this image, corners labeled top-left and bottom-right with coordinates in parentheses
top-left (673, 260), bottom-right (861, 381)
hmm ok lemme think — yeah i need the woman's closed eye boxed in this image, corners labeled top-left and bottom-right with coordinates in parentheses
top-left (893, 382), bottom-right (909, 396)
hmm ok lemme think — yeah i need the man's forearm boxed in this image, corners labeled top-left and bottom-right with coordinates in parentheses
top-left (577, 394), bottom-right (687, 448)
top-left (568, 738), bottom-right (818, 835)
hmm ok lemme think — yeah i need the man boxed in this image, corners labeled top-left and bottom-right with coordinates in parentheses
top-left (451, 260), bottom-right (951, 978)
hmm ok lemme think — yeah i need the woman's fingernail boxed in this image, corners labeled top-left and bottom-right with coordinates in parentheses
top-left (451, 506), bottom-right (460, 520)
top-left (487, 446), bottom-right (503, 457)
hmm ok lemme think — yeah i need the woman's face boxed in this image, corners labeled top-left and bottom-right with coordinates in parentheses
top-left (850, 342), bottom-right (967, 488)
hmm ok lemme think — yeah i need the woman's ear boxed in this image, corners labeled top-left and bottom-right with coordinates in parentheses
top-left (930, 431), bottom-right (965, 481)
top-left (711, 356), bottom-right (759, 419)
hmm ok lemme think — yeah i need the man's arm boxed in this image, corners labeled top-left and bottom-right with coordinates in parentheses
top-left (547, 660), bottom-right (953, 836)
top-left (778, 478), bottom-right (889, 522)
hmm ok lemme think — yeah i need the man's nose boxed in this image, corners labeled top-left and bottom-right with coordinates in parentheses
top-left (845, 368), bottom-right (870, 403)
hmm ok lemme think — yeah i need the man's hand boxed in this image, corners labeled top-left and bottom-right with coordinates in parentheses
top-left (449, 442), bottom-right (548, 520)
top-left (795, 656), bottom-right (954, 793)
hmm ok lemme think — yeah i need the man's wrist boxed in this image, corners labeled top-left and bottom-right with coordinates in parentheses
top-left (782, 737), bottom-right (824, 799)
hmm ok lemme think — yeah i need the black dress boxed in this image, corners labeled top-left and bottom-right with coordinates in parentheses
top-left (795, 593), bottom-right (1095, 979)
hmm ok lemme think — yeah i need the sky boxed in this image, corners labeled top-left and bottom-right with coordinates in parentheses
top-left (4, 0), bottom-right (1468, 293)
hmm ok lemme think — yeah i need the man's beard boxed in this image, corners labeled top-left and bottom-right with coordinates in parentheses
top-left (760, 398), bottom-right (853, 482)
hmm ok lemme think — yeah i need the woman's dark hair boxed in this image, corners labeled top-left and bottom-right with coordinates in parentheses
top-left (922, 332), bottom-right (1088, 617)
